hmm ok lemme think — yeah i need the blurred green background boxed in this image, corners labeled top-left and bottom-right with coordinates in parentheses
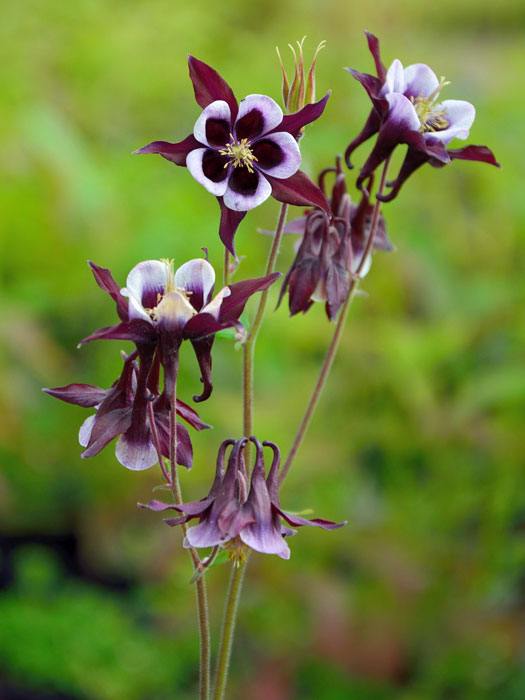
top-left (1, 0), bottom-right (523, 698)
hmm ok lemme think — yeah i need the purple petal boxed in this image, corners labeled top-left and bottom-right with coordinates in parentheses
top-left (277, 508), bottom-right (347, 530)
top-left (188, 56), bottom-right (238, 120)
top-left (376, 147), bottom-right (429, 202)
top-left (187, 148), bottom-right (229, 196)
top-left (235, 94), bottom-right (283, 140)
top-left (193, 100), bottom-right (232, 147)
top-left (134, 135), bottom-right (201, 165)
top-left (139, 499), bottom-right (179, 512)
top-left (223, 168), bottom-right (272, 211)
top-left (365, 31), bottom-right (386, 80)
top-left (217, 198), bottom-right (247, 255)
top-left (79, 320), bottom-right (157, 346)
top-left (345, 68), bottom-right (385, 103)
top-left (81, 407), bottom-right (132, 458)
top-left (240, 512), bottom-right (291, 559)
top-left (267, 170), bottom-right (330, 213)
top-left (78, 414), bottom-right (95, 447)
top-left (174, 258), bottom-right (216, 310)
top-left (277, 92), bottom-right (330, 139)
top-left (447, 144), bottom-right (499, 166)
top-left (88, 262), bottom-right (128, 320)
top-left (189, 335), bottom-right (214, 403)
top-left (175, 398), bottom-right (210, 430)
top-left (115, 431), bottom-right (158, 471)
top-left (219, 273), bottom-right (280, 323)
top-left (123, 260), bottom-right (168, 320)
top-left (403, 63), bottom-right (440, 99)
top-left (185, 518), bottom-right (228, 548)
top-left (384, 59), bottom-right (406, 94)
top-left (252, 132), bottom-right (301, 179)
top-left (43, 383), bottom-right (106, 408)
top-left (344, 109), bottom-right (382, 169)
top-left (176, 497), bottom-right (215, 516)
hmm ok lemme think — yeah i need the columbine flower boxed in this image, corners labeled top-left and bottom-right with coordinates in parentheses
top-left (141, 437), bottom-right (345, 560)
top-left (136, 56), bottom-right (330, 254)
top-left (278, 157), bottom-right (392, 320)
top-left (44, 351), bottom-right (209, 471)
top-left (345, 32), bottom-right (499, 199)
top-left (81, 258), bottom-right (279, 402)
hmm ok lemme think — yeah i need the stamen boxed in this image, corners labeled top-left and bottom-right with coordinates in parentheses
top-left (219, 133), bottom-right (258, 173)
top-left (410, 75), bottom-right (450, 134)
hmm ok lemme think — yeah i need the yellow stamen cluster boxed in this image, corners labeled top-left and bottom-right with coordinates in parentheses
top-left (411, 76), bottom-right (450, 133)
top-left (219, 134), bottom-right (258, 173)
top-left (223, 537), bottom-right (249, 566)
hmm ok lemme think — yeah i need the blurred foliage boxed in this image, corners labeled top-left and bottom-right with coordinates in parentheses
top-left (0, 0), bottom-right (524, 698)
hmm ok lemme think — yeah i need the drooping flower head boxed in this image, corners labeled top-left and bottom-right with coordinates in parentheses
top-left (141, 436), bottom-right (345, 561)
top-left (345, 33), bottom-right (499, 200)
top-left (136, 56), bottom-right (330, 254)
top-left (278, 156), bottom-right (393, 320)
top-left (44, 351), bottom-right (209, 471)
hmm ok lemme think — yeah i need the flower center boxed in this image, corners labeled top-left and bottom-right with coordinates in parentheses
top-left (411, 76), bottom-right (450, 133)
top-left (219, 134), bottom-right (258, 173)
top-left (146, 259), bottom-right (195, 324)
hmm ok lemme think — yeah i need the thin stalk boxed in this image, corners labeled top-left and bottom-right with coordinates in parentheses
top-left (223, 248), bottom-right (231, 287)
top-left (167, 353), bottom-right (211, 700)
top-left (279, 159), bottom-right (391, 483)
top-left (213, 203), bottom-right (289, 700)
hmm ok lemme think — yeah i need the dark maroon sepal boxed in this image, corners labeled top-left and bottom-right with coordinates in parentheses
top-left (175, 398), bottom-right (211, 430)
top-left (218, 198), bottom-right (247, 255)
top-left (134, 135), bottom-right (201, 166)
top-left (88, 262), bottom-right (129, 320)
top-left (82, 408), bottom-right (132, 458)
top-left (277, 92), bottom-right (331, 138)
top-left (219, 273), bottom-right (280, 322)
top-left (190, 336), bottom-right (214, 403)
top-left (365, 31), bottom-right (386, 81)
top-left (43, 383), bottom-right (107, 408)
top-left (267, 171), bottom-right (330, 213)
top-left (188, 56), bottom-right (238, 120)
top-left (447, 145), bottom-right (500, 167)
top-left (80, 320), bottom-right (157, 346)
top-left (344, 108), bottom-right (382, 169)
top-left (184, 313), bottom-right (226, 340)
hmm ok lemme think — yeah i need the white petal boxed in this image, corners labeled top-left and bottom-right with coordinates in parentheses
top-left (427, 100), bottom-right (476, 143)
top-left (115, 434), bottom-right (158, 471)
top-left (385, 93), bottom-right (421, 132)
top-left (193, 100), bottom-right (231, 147)
top-left (186, 148), bottom-right (229, 197)
top-left (122, 260), bottom-right (169, 321)
top-left (79, 414), bottom-right (95, 447)
top-left (175, 259), bottom-right (216, 304)
top-left (201, 286), bottom-right (231, 319)
top-left (384, 59), bottom-right (406, 94)
top-left (236, 94), bottom-right (283, 138)
top-left (403, 63), bottom-right (440, 98)
top-left (253, 131), bottom-right (301, 179)
top-left (223, 171), bottom-right (272, 212)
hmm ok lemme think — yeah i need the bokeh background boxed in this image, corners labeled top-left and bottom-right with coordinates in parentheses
top-left (1, 0), bottom-right (523, 698)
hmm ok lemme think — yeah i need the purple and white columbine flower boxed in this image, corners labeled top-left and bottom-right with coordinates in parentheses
top-left (141, 437), bottom-right (345, 560)
top-left (136, 56), bottom-right (330, 254)
top-left (44, 351), bottom-right (209, 471)
top-left (81, 258), bottom-right (279, 402)
top-left (278, 157), bottom-right (392, 320)
top-left (345, 33), bottom-right (499, 200)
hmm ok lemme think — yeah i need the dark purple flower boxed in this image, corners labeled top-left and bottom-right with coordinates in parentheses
top-left (345, 32), bottom-right (499, 199)
top-left (136, 56), bottom-right (330, 254)
top-left (44, 351), bottom-right (210, 471)
top-left (279, 157), bottom-right (393, 320)
top-left (141, 436), bottom-right (345, 560)
top-left (82, 258), bottom-right (279, 402)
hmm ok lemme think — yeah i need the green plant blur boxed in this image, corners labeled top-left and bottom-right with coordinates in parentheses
top-left (1, 0), bottom-right (523, 698)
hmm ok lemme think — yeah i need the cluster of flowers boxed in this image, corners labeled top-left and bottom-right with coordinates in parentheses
top-left (46, 34), bottom-right (497, 560)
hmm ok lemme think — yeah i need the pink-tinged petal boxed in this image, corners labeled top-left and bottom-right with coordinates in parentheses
top-left (88, 262), bottom-right (128, 320)
top-left (447, 144), bottom-right (500, 166)
top-left (365, 31), bottom-right (386, 81)
top-left (217, 198), bottom-right (247, 255)
top-left (427, 100), bottom-right (476, 143)
top-left (277, 92), bottom-right (330, 138)
top-left (219, 273), bottom-right (280, 323)
top-left (200, 286), bottom-right (231, 319)
top-left (385, 92), bottom-right (420, 131)
top-left (188, 56), bottom-right (238, 120)
top-left (193, 100), bottom-right (232, 147)
top-left (122, 260), bottom-right (168, 320)
top-left (78, 414), bottom-right (95, 447)
top-left (252, 132), bottom-right (301, 179)
top-left (134, 135), bottom-right (201, 165)
top-left (403, 63), bottom-right (440, 98)
top-left (185, 519), bottom-right (227, 548)
top-left (267, 170), bottom-right (330, 213)
top-left (79, 320), bottom-right (157, 346)
top-left (384, 59), bottom-right (406, 94)
top-left (43, 383), bottom-right (106, 408)
top-left (186, 148), bottom-right (229, 196)
top-left (235, 94), bottom-right (283, 140)
top-left (115, 433), bottom-right (158, 471)
top-left (175, 258), bottom-right (216, 310)
top-left (223, 169), bottom-right (272, 211)
top-left (240, 514), bottom-right (291, 559)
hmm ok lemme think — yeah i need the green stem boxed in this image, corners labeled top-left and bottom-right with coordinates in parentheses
top-left (168, 353), bottom-right (211, 700)
top-left (212, 203), bottom-right (289, 700)
top-left (279, 159), bottom-right (391, 484)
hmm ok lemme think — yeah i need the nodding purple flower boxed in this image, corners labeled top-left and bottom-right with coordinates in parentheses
top-left (136, 56), bottom-right (330, 254)
top-left (141, 436), bottom-right (345, 561)
top-left (81, 258), bottom-right (279, 402)
top-left (278, 157), bottom-right (393, 320)
top-left (44, 351), bottom-right (210, 471)
top-left (344, 32), bottom-right (499, 200)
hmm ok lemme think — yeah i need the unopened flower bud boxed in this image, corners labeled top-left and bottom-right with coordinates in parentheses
top-left (276, 37), bottom-right (326, 114)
